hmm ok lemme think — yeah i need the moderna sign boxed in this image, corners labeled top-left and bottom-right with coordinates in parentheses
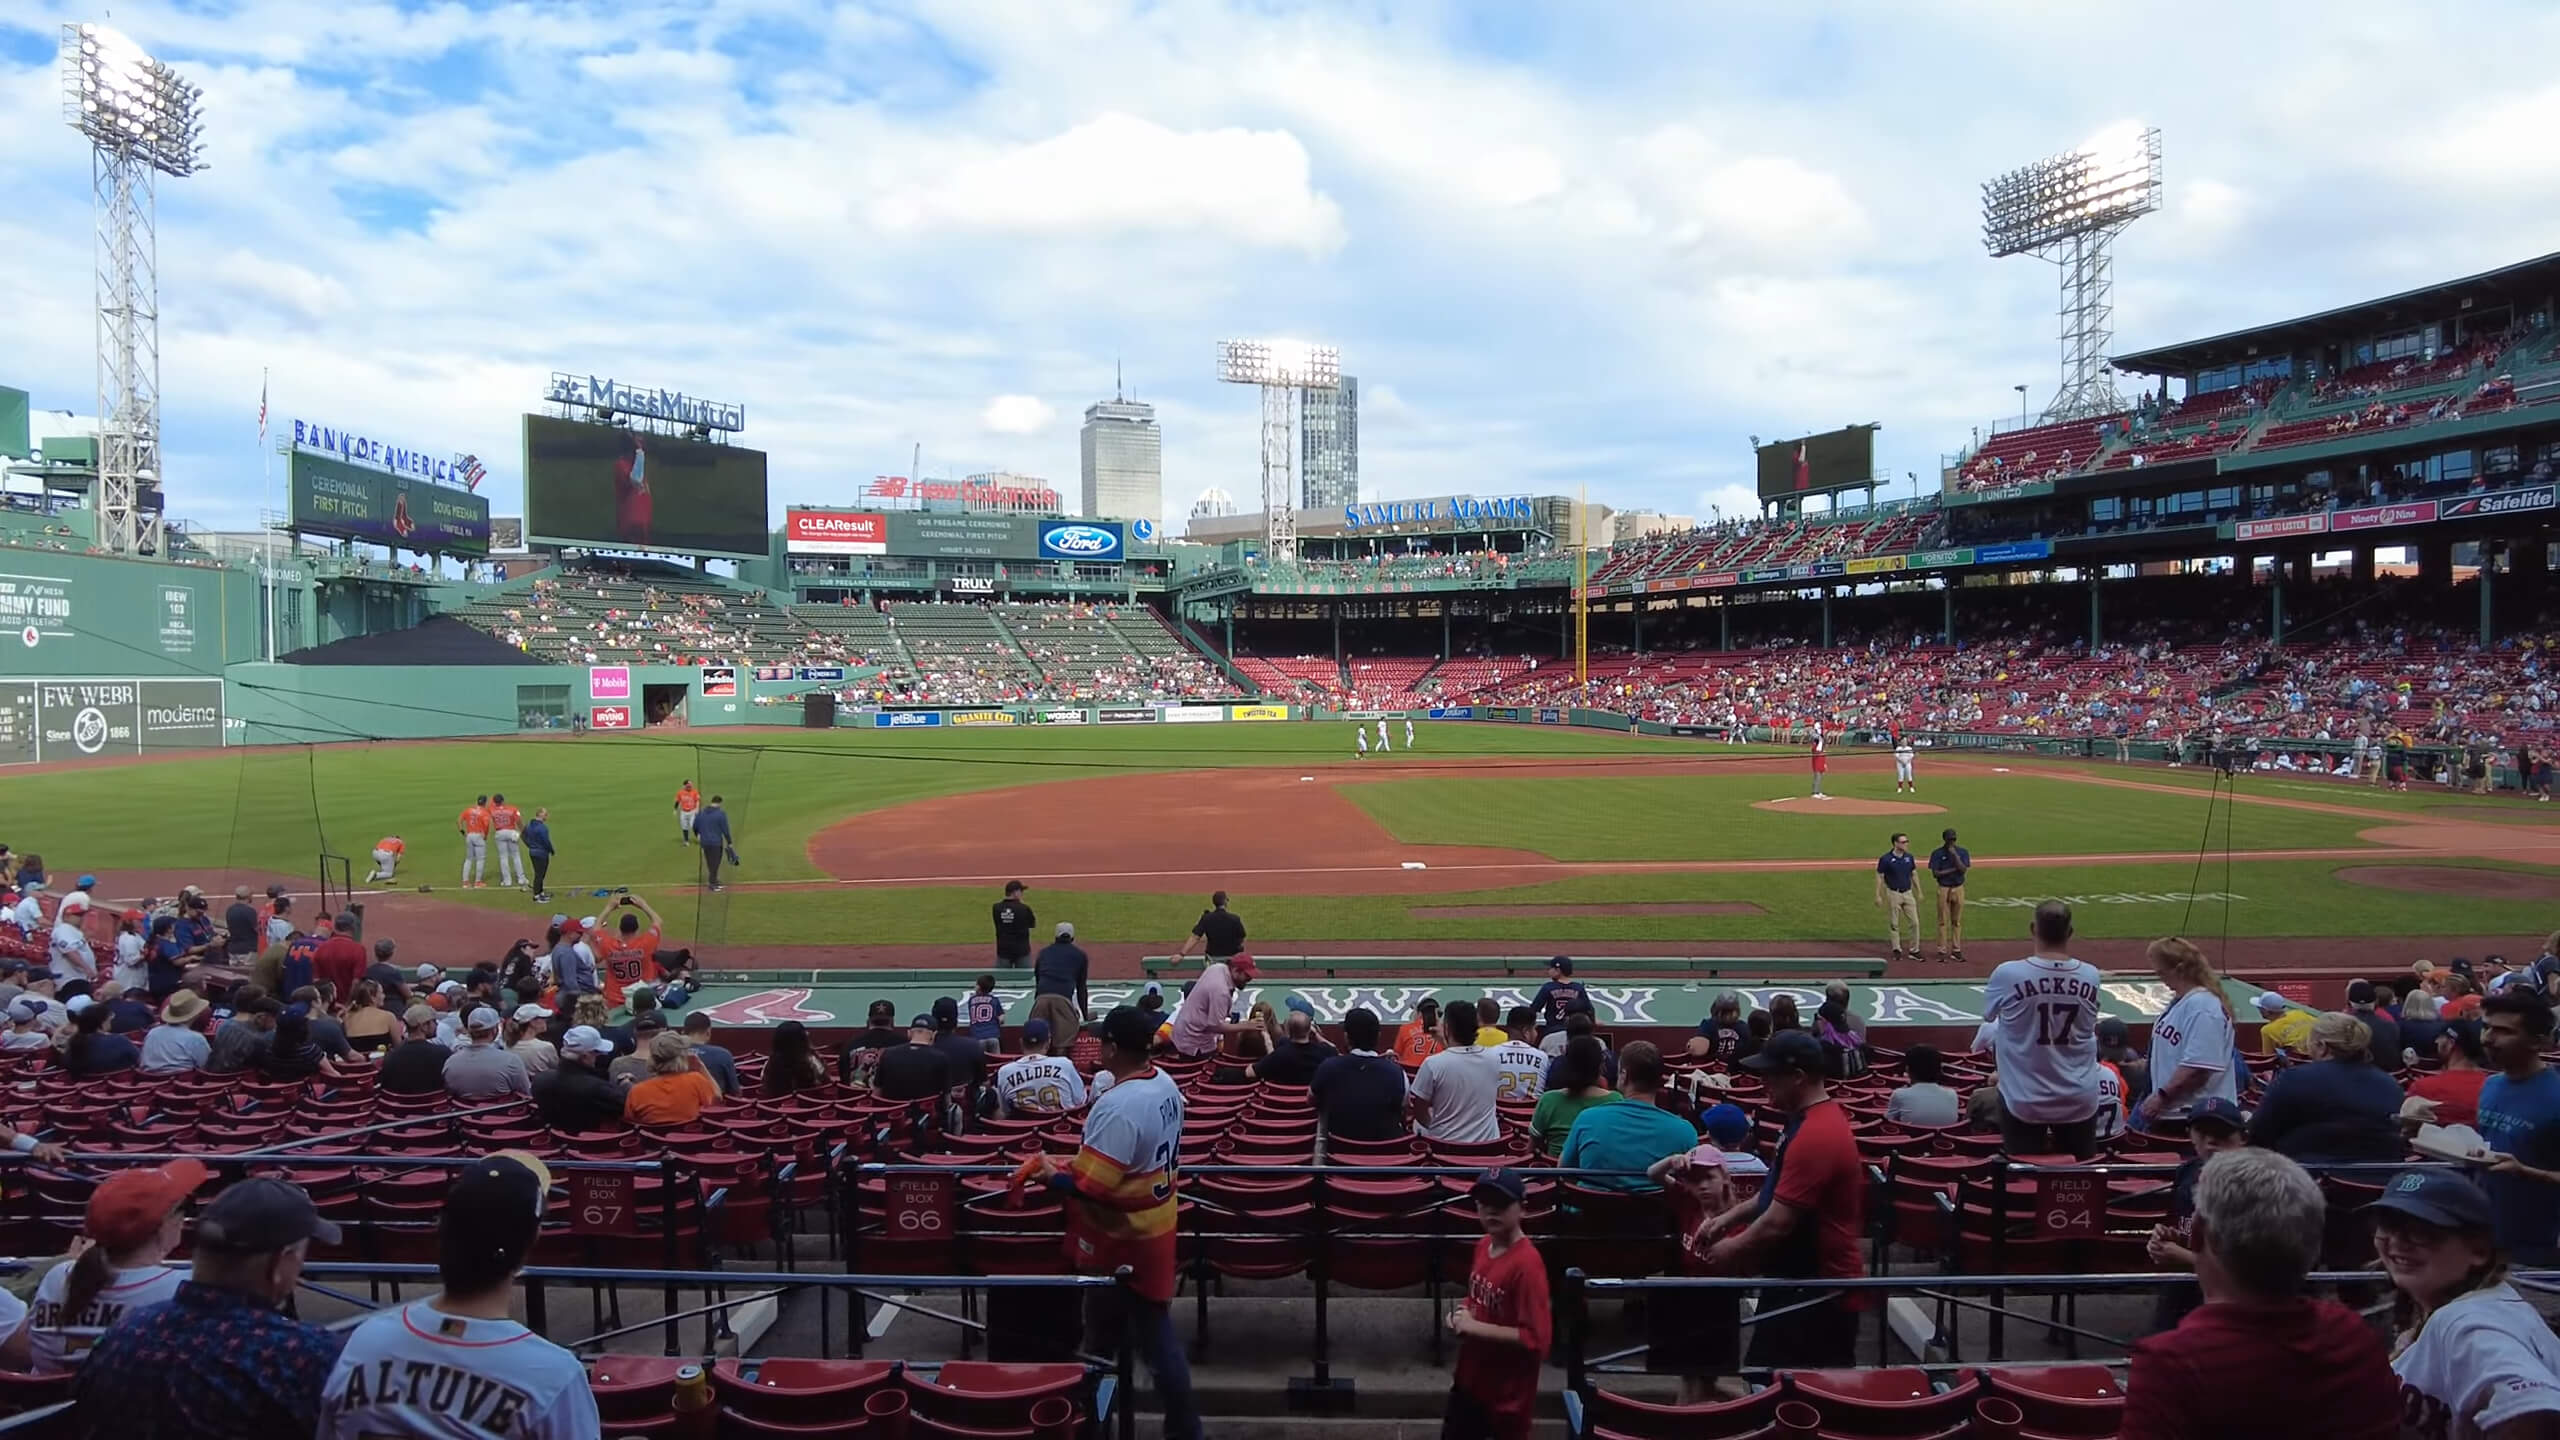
top-left (786, 510), bottom-right (887, 554)
top-left (1038, 521), bottom-right (1123, 561)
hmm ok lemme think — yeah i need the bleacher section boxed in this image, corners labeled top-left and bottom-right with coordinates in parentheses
top-left (1951, 413), bottom-right (2122, 490)
top-left (885, 602), bottom-right (1039, 703)
top-left (1234, 655), bottom-right (1346, 702)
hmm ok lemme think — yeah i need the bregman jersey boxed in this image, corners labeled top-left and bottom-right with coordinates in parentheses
top-left (2148, 988), bottom-right (2238, 1118)
top-left (23, 1261), bottom-right (186, 1372)
top-left (995, 1054), bottom-right (1087, 1117)
top-left (1491, 1039), bottom-right (1549, 1105)
top-left (1065, 1066), bottom-right (1184, 1302)
top-left (320, 1301), bottom-right (597, 1440)
top-left (1981, 956), bottom-right (2105, 1123)
top-left (2390, 1282), bottom-right (2560, 1439)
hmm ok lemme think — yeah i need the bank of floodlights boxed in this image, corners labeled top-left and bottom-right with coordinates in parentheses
top-left (1216, 339), bottom-right (1340, 564)
top-left (63, 23), bottom-right (206, 177)
top-left (1980, 124), bottom-right (2161, 423)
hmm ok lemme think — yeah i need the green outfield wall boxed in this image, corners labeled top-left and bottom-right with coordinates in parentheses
top-left (0, 549), bottom-right (260, 678)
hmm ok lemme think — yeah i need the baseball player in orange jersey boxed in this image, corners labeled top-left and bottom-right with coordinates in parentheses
top-left (366, 836), bottom-right (405, 883)
top-left (673, 781), bottom-right (701, 844)
top-left (487, 793), bottom-right (526, 889)
top-left (457, 796), bottom-right (492, 888)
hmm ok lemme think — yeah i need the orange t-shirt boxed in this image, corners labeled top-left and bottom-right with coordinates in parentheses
top-left (488, 804), bottom-right (522, 831)
top-left (675, 787), bottom-right (701, 813)
top-left (459, 806), bottom-right (491, 836)
top-left (625, 1069), bottom-right (719, 1126)
top-left (376, 837), bottom-right (406, 856)
top-left (598, 928), bottom-right (660, 1010)
top-left (1393, 1021), bottom-right (1444, 1070)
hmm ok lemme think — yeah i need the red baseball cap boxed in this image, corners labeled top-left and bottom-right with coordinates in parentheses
top-left (1230, 954), bottom-right (1256, 982)
top-left (87, 1159), bottom-right (211, 1250)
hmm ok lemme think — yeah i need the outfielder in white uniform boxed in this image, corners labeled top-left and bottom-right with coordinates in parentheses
top-left (1893, 737), bottom-right (1917, 793)
top-left (1404, 718), bottom-right (1414, 750)
top-left (320, 1152), bottom-right (597, 1440)
top-left (1376, 718), bottom-right (1389, 752)
top-left (1980, 901), bottom-right (2105, 1158)
top-left (994, 1021), bottom-right (1088, 1118)
top-left (1355, 728), bottom-right (1368, 759)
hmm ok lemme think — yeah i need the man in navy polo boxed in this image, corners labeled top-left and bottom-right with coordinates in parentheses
top-left (1875, 832), bottom-right (1920, 963)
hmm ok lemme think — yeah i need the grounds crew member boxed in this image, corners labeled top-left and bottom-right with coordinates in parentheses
top-left (992, 880), bottom-right (1035, 970)
top-left (693, 795), bottom-right (733, 892)
top-left (1928, 827), bottom-right (1971, 962)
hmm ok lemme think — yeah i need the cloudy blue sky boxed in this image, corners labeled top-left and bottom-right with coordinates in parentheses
top-left (6, 1), bottom-right (2560, 536)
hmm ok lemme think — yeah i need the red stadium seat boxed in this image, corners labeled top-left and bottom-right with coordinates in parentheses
top-left (1786, 1369), bottom-right (1982, 1437)
top-left (588, 1354), bottom-right (692, 1436)
top-left (1975, 1366), bottom-right (2125, 1437)
top-left (1582, 1385), bottom-right (1782, 1440)
top-left (713, 1357), bottom-right (895, 1433)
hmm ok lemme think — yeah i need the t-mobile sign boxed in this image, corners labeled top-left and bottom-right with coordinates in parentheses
top-left (589, 666), bottom-right (631, 700)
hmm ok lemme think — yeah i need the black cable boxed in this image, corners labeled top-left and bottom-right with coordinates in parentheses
top-left (2176, 765), bottom-right (2224, 937)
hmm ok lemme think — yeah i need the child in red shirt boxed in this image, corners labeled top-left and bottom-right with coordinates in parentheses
top-left (1445, 1168), bottom-right (1550, 1440)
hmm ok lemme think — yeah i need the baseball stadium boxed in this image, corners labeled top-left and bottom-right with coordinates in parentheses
top-left (9, 23), bottom-right (2560, 1440)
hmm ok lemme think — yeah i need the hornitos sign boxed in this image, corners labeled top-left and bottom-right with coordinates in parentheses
top-left (289, 419), bottom-right (469, 487)
top-left (1341, 496), bottom-right (1534, 531)
top-left (545, 373), bottom-right (745, 432)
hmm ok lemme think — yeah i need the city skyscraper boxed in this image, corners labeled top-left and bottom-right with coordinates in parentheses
top-left (1299, 375), bottom-right (1358, 510)
top-left (1079, 369), bottom-right (1161, 522)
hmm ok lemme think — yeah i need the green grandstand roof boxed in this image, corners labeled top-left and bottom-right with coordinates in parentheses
top-left (2112, 249), bottom-right (2560, 375)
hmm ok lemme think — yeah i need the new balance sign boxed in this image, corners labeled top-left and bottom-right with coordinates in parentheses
top-left (2442, 485), bottom-right (2556, 519)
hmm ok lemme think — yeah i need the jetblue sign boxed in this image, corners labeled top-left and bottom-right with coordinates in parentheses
top-left (545, 373), bottom-right (745, 432)
top-left (1342, 496), bottom-right (1533, 532)
top-left (1039, 521), bottom-right (1124, 561)
top-left (289, 420), bottom-right (465, 486)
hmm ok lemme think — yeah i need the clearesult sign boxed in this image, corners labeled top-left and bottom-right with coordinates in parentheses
top-left (784, 509), bottom-right (887, 554)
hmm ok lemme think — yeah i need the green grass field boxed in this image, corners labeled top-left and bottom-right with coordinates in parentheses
top-left (9, 726), bottom-right (2552, 947)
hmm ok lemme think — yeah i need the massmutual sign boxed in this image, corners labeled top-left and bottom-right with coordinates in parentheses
top-left (1341, 495), bottom-right (1534, 532)
top-left (545, 373), bottom-right (746, 432)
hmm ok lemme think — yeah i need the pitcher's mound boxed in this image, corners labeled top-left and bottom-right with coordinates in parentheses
top-left (2337, 865), bottom-right (2560, 901)
top-left (1751, 798), bottom-right (1948, 816)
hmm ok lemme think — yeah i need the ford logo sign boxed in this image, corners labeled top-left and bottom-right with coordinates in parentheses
top-left (1043, 525), bottom-right (1119, 556)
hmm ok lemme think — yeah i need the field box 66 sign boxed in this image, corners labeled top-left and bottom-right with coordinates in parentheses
top-left (887, 1171), bottom-right (956, 1244)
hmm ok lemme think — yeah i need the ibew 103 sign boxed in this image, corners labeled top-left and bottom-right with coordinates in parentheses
top-left (1038, 521), bottom-right (1123, 560)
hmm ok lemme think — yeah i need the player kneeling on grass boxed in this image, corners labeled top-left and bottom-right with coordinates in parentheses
top-left (318, 1151), bottom-right (598, 1440)
top-left (1442, 1167), bottom-right (1550, 1440)
top-left (366, 836), bottom-right (404, 885)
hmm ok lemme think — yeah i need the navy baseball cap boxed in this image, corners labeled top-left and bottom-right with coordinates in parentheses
top-left (2187, 1098), bottom-right (2246, 1133)
top-left (908, 1012), bottom-right (937, 1030)
top-left (930, 996), bottom-right (959, 1025)
top-left (1470, 1167), bottom-right (1527, 1207)
top-left (2367, 1169), bottom-right (2495, 1230)
top-left (196, 1177), bottom-right (342, 1252)
top-left (2346, 979), bottom-right (2377, 1005)
top-left (1742, 1031), bottom-right (1826, 1075)
top-left (1699, 1103), bottom-right (1751, 1147)
top-left (1549, 956), bottom-right (1574, 976)
top-left (1022, 1018), bottom-right (1052, 1044)
top-left (1100, 1004), bottom-right (1156, 1054)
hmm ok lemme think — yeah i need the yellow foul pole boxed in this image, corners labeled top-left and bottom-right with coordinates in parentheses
top-left (1574, 485), bottom-right (1589, 687)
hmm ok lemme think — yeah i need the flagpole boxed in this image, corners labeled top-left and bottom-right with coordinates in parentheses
top-left (261, 368), bottom-right (278, 661)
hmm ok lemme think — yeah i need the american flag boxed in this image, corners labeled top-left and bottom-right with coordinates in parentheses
top-left (457, 454), bottom-right (487, 492)
top-left (257, 373), bottom-right (268, 441)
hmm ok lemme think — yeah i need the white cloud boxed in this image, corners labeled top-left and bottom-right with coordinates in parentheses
top-left (878, 112), bottom-right (1347, 257)
top-left (980, 394), bottom-right (1057, 435)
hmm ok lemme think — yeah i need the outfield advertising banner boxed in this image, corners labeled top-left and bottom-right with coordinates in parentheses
top-left (2333, 500), bottom-right (2437, 533)
top-left (1971, 540), bottom-right (2053, 565)
top-left (784, 510), bottom-right (887, 555)
top-left (589, 705), bottom-right (633, 730)
top-left (0, 677), bottom-right (225, 765)
top-left (1427, 706), bottom-right (1476, 719)
top-left (1161, 705), bottom-right (1224, 723)
top-left (1033, 708), bottom-right (1089, 725)
top-left (887, 512), bottom-right (1038, 559)
top-left (589, 666), bottom-right (630, 700)
top-left (2442, 485), bottom-right (2555, 519)
top-left (1843, 556), bottom-right (1907, 575)
top-left (873, 711), bottom-right (944, 728)
top-left (1229, 704), bottom-right (1290, 721)
top-left (947, 710), bottom-right (1017, 727)
top-left (2235, 513), bottom-right (2329, 542)
top-left (1037, 521), bottom-right (1123, 562)
top-left (1096, 706), bottom-right (1158, 725)
top-left (1537, 707), bottom-right (1563, 724)
top-left (1906, 548), bottom-right (1973, 570)
top-left (289, 451), bottom-right (492, 555)
top-left (699, 665), bottom-right (738, 698)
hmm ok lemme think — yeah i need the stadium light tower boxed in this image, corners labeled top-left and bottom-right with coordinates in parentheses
top-left (1981, 124), bottom-right (2160, 424)
top-left (1216, 339), bottom-right (1339, 564)
top-left (62, 22), bottom-right (206, 556)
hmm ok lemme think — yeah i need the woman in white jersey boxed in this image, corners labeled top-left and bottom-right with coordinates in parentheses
top-left (2134, 937), bottom-right (2240, 1129)
top-left (2370, 1169), bottom-right (2560, 1439)
top-left (4, 1159), bottom-right (204, 1372)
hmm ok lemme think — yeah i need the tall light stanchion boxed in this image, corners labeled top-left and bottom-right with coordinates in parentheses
top-left (62, 22), bottom-right (205, 557)
top-left (1573, 485), bottom-right (1589, 687)
top-left (1981, 125), bottom-right (2160, 424)
top-left (1216, 340), bottom-right (1339, 565)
